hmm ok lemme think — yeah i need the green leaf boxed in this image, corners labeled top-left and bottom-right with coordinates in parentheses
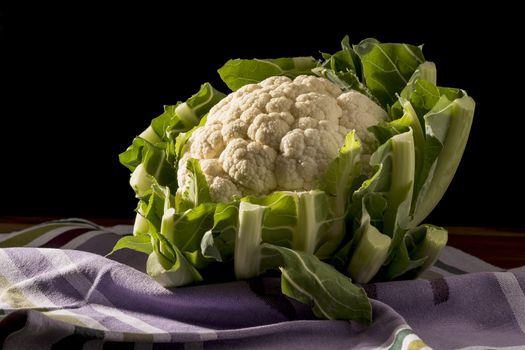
top-left (321, 131), bottom-right (361, 198)
top-left (261, 243), bottom-right (372, 324)
top-left (411, 94), bottom-right (475, 226)
top-left (132, 206), bottom-right (150, 236)
top-left (408, 225), bottom-right (448, 274)
top-left (107, 234), bottom-right (153, 256)
top-left (370, 129), bottom-right (415, 236)
top-left (347, 128), bottom-right (415, 280)
top-left (128, 163), bottom-right (153, 198)
top-left (438, 87), bottom-right (463, 101)
top-left (369, 94), bottom-right (424, 142)
top-left (177, 158), bottom-right (211, 211)
top-left (316, 131), bottom-right (363, 257)
top-left (412, 133), bottom-right (442, 213)
top-left (246, 192), bottom-right (298, 249)
top-left (322, 36), bottom-right (361, 75)
top-left (173, 83), bottom-right (225, 132)
top-left (162, 204), bottom-right (215, 254)
top-left (150, 104), bottom-right (185, 141)
top-left (174, 114), bottom-right (208, 160)
top-left (390, 61), bottom-right (436, 120)
top-left (120, 83), bottom-right (224, 204)
top-left (201, 202), bottom-right (239, 262)
top-left (409, 79), bottom-right (441, 120)
top-left (232, 192), bottom-right (342, 279)
top-left (363, 193), bottom-right (388, 228)
top-left (342, 190), bottom-right (389, 283)
top-left (312, 67), bottom-right (380, 107)
top-left (383, 63), bottom-right (471, 223)
top-left (317, 35), bottom-right (370, 99)
top-left (119, 137), bottom-right (148, 172)
top-left (120, 137), bottom-right (177, 194)
top-left (234, 201), bottom-right (267, 279)
top-left (145, 203), bottom-right (216, 287)
top-left (354, 38), bottom-right (424, 109)
top-left (149, 224), bottom-right (177, 268)
top-left (243, 190), bottom-right (344, 259)
top-left (389, 62), bottom-right (441, 119)
top-left (326, 49), bottom-right (356, 72)
top-left (380, 236), bottom-right (426, 281)
top-left (218, 57), bottom-right (318, 91)
top-left (139, 184), bottom-right (168, 232)
top-left (381, 224), bottom-right (447, 279)
top-left (146, 249), bottom-right (202, 287)
top-left (151, 83), bottom-right (225, 140)
top-left (347, 221), bottom-right (391, 283)
top-left (400, 62), bottom-right (437, 98)
top-left (294, 190), bottom-right (332, 255)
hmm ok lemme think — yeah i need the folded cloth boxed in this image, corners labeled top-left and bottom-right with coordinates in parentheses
top-left (1, 219), bottom-right (524, 349)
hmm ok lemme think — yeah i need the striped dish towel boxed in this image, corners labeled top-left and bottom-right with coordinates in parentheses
top-left (1, 219), bottom-right (524, 349)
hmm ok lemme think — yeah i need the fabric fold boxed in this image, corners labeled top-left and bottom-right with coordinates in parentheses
top-left (1, 220), bottom-right (524, 349)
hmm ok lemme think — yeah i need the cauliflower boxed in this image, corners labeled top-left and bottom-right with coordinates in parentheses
top-left (178, 75), bottom-right (387, 202)
top-left (118, 39), bottom-right (474, 324)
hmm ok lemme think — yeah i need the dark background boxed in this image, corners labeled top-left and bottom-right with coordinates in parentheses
top-left (1, 5), bottom-right (523, 227)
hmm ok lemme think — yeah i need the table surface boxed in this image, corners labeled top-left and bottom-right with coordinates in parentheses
top-left (1, 217), bottom-right (524, 269)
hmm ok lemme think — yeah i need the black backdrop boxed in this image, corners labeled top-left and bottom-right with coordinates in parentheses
top-left (1, 5), bottom-right (523, 227)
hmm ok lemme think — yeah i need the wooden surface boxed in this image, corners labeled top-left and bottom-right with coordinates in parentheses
top-left (446, 227), bottom-right (525, 268)
top-left (1, 217), bottom-right (524, 269)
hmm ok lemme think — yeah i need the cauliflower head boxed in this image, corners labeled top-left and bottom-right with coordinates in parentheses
top-left (178, 75), bottom-right (387, 202)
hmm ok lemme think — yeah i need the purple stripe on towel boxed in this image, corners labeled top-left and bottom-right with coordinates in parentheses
top-left (41, 228), bottom-right (92, 248)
